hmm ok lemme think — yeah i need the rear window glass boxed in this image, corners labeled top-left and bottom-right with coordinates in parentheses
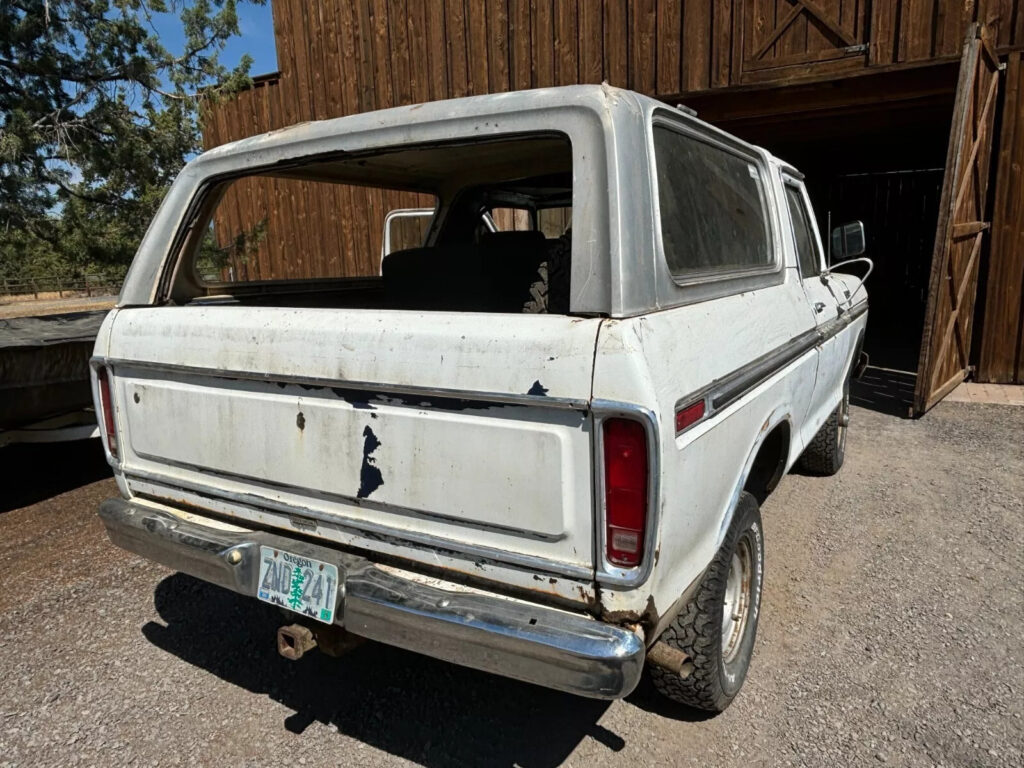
top-left (653, 125), bottom-right (772, 280)
top-left (173, 133), bottom-right (576, 315)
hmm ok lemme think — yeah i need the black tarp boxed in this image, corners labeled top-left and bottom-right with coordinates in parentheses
top-left (0, 310), bottom-right (108, 429)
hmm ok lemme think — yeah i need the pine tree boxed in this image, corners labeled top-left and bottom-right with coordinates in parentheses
top-left (287, 566), bottom-right (305, 610)
top-left (0, 0), bottom-right (263, 283)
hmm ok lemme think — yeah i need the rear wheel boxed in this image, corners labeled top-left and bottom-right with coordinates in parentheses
top-left (649, 493), bottom-right (764, 712)
top-left (797, 388), bottom-right (849, 476)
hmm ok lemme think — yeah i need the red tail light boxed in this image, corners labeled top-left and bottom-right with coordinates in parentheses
top-left (97, 367), bottom-right (118, 459)
top-left (602, 418), bottom-right (648, 567)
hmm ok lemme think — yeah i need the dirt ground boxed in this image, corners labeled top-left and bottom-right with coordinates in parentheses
top-left (0, 402), bottom-right (1021, 767)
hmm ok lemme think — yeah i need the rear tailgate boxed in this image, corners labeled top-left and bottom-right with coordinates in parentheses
top-left (100, 306), bottom-right (601, 584)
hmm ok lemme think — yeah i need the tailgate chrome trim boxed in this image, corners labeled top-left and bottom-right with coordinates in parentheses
top-left (123, 468), bottom-right (594, 581)
top-left (127, 457), bottom-right (567, 542)
top-left (96, 357), bottom-right (590, 411)
top-left (99, 497), bottom-right (644, 700)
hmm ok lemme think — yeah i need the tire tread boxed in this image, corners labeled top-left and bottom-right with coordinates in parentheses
top-left (649, 493), bottom-right (761, 712)
top-left (797, 399), bottom-right (845, 476)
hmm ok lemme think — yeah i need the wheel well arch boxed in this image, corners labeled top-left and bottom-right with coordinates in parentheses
top-left (713, 413), bottom-right (793, 550)
top-left (742, 420), bottom-right (791, 505)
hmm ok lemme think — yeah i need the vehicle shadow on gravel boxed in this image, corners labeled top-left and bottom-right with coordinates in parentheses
top-left (1, 439), bottom-right (111, 513)
top-left (144, 573), bottom-right (639, 767)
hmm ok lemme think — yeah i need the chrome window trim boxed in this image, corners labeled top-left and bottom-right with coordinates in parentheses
top-left (781, 174), bottom-right (827, 278)
top-left (591, 399), bottom-right (661, 589)
top-left (647, 112), bottom-right (783, 291)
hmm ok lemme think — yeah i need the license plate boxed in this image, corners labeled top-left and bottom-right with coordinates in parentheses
top-left (257, 546), bottom-right (339, 624)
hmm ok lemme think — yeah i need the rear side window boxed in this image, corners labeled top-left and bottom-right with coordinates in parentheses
top-left (653, 126), bottom-right (772, 281)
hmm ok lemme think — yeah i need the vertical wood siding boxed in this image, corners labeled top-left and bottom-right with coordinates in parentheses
top-left (207, 0), bottom-right (1024, 141)
top-left (978, 52), bottom-right (1024, 383)
top-left (202, 0), bottom-right (1023, 287)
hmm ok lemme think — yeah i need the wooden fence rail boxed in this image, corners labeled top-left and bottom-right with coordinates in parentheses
top-left (0, 275), bottom-right (119, 300)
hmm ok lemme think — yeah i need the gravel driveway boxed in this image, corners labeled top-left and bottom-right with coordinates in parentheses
top-left (1, 402), bottom-right (1021, 767)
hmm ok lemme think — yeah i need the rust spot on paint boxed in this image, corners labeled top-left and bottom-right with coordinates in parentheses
top-left (600, 594), bottom-right (659, 629)
top-left (296, 411), bottom-right (306, 430)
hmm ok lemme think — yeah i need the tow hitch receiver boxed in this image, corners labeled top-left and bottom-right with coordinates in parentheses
top-left (277, 622), bottom-right (365, 660)
top-left (277, 624), bottom-right (317, 660)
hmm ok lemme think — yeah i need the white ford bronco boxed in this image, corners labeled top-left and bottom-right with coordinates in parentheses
top-left (93, 85), bottom-right (869, 712)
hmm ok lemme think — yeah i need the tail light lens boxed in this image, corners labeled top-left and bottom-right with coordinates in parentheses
top-left (602, 418), bottom-right (648, 567)
top-left (96, 366), bottom-right (118, 459)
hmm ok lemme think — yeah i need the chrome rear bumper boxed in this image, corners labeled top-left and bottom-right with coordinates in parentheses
top-left (99, 498), bottom-right (644, 699)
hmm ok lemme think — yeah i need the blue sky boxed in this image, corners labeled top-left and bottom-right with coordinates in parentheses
top-left (149, 1), bottom-right (278, 79)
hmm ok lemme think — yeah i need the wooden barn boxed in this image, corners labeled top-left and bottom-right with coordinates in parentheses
top-left (201, 1), bottom-right (1024, 413)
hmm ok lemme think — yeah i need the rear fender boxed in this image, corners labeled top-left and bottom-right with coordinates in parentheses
top-left (715, 409), bottom-right (793, 552)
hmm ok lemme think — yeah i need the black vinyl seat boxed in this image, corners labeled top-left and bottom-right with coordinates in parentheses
top-left (382, 230), bottom-right (548, 312)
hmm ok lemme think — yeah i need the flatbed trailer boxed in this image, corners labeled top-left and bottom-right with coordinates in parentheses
top-left (0, 309), bottom-right (110, 446)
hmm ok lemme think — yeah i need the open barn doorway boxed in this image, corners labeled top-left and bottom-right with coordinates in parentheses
top-left (690, 66), bottom-right (959, 415)
top-left (737, 108), bottom-right (951, 414)
top-left (691, 27), bottom-right (1003, 416)
top-left (781, 128), bottom-right (951, 375)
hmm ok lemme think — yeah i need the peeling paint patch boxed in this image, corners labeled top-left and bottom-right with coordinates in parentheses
top-left (332, 387), bottom-right (376, 410)
top-left (527, 380), bottom-right (549, 396)
top-left (356, 425), bottom-right (384, 499)
top-left (296, 411), bottom-right (306, 430)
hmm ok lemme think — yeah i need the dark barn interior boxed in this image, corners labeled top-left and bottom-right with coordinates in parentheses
top-left (693, 66), bottom-right (958, 374)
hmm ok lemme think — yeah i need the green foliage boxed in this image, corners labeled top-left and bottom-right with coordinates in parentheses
top-left (0, 0), bottom-right (264, 284)
top-left (194, 215), bottom-right (267, 281)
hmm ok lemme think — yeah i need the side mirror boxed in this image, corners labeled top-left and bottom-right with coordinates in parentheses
top-left (830, 221), bottom-right (866, 261)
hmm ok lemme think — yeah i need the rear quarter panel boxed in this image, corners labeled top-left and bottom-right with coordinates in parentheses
top-left (591, 278), bottom-right (819, 627)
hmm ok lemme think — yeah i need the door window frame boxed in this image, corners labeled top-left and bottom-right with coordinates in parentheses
top-left (781, 176), bottom-right (827, 280)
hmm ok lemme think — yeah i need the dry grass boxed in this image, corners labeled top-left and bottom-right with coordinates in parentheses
top-left (0, 290), bottom-right (94, 304)
top-left (0, 295), bottom-right (116, 320)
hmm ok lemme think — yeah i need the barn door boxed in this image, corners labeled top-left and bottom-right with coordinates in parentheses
top-left (913, 24), bottom-right (1002, 416)
top-left (734, 0), bottom-right (870, 85)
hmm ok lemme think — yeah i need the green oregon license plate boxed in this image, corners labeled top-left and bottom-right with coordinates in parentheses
top-left (257, 546), bottom-right (339, 624)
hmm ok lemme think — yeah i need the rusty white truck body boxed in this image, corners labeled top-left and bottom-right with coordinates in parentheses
top-left (93, 85), bottom-right (868, 707)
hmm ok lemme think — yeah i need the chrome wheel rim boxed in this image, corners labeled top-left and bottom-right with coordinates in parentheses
top-left (837, 391), bottom-right (850, 454)
top-left (721, 537), bottom-right (753, 663)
